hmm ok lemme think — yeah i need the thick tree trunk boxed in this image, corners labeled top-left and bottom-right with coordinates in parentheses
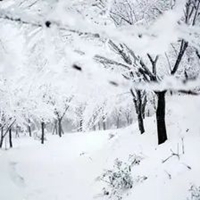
top-left (134, 90), bottom-right (145, 134)
top-left (156, 91), bottom-right (167, 145)
top-left (137, 110), bottom-right (145, 134)
top-left (41, 122), bottom-right (45, 144)
top-left (9, 128), bottom-right (13, 148)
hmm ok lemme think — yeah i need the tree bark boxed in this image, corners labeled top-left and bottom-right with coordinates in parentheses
top-left (138, 91), bottom-right (145, 134)
top-left (102, 116), bottom-right (106, 130)
top-left (28, 119), bottom-right (32, 137)
top-left (137, 110), bottom-right (145, 134)
top-left (9, 128), bottom-right (13, 148)
top-left (58, 118), bottom-right (62, 137)
top-left (0, 127), bottom-right (4, 148)
top-left (79, 119), bottom-right (83, 132)
top-left (156, 91), bottom-right (167, 145)
top-left (41, 122), bottom-right (45, 144)
top-left (133, 90), bottom-right (145, 134)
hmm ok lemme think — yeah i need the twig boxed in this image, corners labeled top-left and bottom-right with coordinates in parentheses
top-left (165, 170), bottom-right (172, 179)
top-left (181, 137), bottom-right (185, 154)
top-left (162, 148), bottom-right (180, 163)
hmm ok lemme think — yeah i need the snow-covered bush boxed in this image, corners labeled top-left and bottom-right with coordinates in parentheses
top-left (188, 185), bottom-right (200, 200)
top-left (97, 155), bottom-right (147, 200)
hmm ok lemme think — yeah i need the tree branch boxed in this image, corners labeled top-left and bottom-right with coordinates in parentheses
top-left (94, 55), bottom-right (131, 70)
top-left (147, 54), bottom-right (159, 76)
top-left (171, 40), bottom-right (188, 75)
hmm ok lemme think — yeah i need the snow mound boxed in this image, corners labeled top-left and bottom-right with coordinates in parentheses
top-left (0, 95), bottom-right (200, 200)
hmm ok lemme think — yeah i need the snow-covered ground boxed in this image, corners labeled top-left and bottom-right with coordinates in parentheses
top-left (1, 95), bottom-right (200, 200)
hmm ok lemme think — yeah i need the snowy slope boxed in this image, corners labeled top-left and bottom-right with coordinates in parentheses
top-left (0, 95), bottom-right (200, 200)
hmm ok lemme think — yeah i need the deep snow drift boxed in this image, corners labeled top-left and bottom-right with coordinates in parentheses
top-left (0, 95), bottom-right (200, 200)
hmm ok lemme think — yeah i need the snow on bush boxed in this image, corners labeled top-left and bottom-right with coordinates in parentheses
top-left (97, 154), bottom-right (147, 200)
top-left (188, 185), bottom-right (200, 200)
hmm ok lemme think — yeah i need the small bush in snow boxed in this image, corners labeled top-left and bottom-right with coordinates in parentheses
top-left (97, 154), bottom-right (147, 200)
top-left (188, 185), bottom-right (200, 200)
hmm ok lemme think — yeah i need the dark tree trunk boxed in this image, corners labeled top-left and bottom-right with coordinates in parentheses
top-left (58, 118), bottom-right (62, 137)
top-left (138, 90), bottom-right (145, 134)
top-left (0, 127), bottom-right (4, 148)
top-left (137, 110), bottom-right (145, 134)
top-left (102, 116), bottom-right (106, 130)
top-left (156, 91), bottom-right (167, 145)
top-left (28, 119), bottom-right (32, 137)
top-left (141, 95), bottom-right (147, 119)
top-left (41, 122), bottom-right (45, 144)
top-left (133, 90), bottom-right (145, 134)
top-left (79, 119), bottom-right (83, 132)
top-left (9, 128), bottom-right (13, 148)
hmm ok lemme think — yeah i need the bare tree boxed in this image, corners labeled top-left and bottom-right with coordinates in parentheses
top-left (130, 89), bottom-right (147, 134)
top-left (95, 0), bottom-right (200, 144)
top-left (41, 121), bottom-right (45, 144)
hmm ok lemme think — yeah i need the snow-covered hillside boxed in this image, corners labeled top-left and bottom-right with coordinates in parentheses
top-left (0, 95), bottom-right (200, 200)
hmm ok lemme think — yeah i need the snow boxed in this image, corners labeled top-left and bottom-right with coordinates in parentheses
top-left (0, 1), bottom-right (200, 200)
top-left (0, 95), bottom-right (200, 200)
